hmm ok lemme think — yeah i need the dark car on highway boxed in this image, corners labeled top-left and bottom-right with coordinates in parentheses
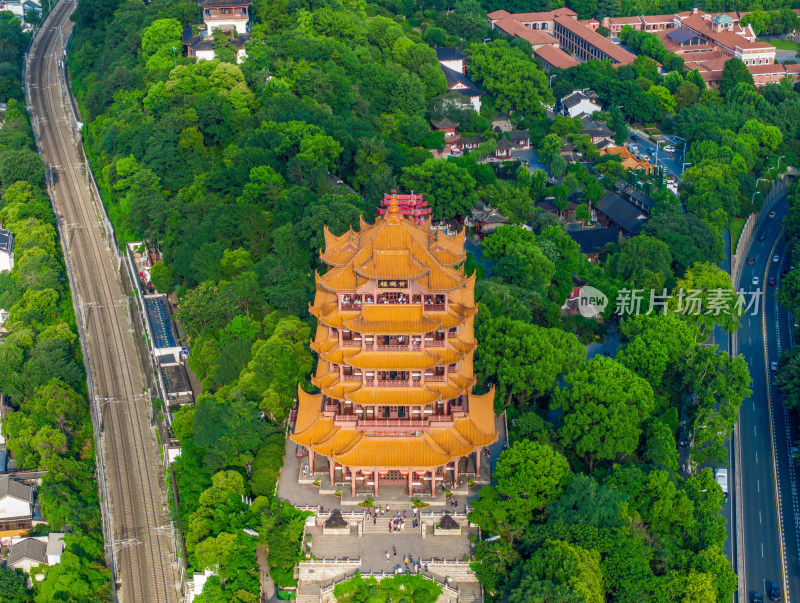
top-left (747, 257), bottom-right (755, 265)
top-left (769, 277), bottom-right (777, 286)
top-left (759, 232), bottom-right (767, 241)
top-left (769, 583), bottom-right (781, 601)
top-left (752, 592), bottom-right (763, 603)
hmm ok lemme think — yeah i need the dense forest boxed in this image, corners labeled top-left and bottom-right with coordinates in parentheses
top-left (56, 0), bottom-right (800, 599)
top-left (0, 15), bottom-right (111, 602)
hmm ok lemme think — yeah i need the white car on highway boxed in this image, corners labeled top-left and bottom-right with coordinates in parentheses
top-left (663, 145), bottom-right (676, 153)
top-left (752, 276), bottom-right (760, 286)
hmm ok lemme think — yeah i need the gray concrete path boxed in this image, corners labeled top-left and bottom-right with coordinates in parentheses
top-left (307, 527), bottom-right (475, 573)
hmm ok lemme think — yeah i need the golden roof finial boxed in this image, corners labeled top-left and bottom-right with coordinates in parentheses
top-left (387, 189), bottom-right (401, 222)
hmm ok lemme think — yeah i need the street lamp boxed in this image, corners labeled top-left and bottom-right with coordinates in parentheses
top-left (549, 74), bottom-right (556, 89)
top-left (752, 177), bottom-right (769, 205)
top-left (681, 161), bottom-right (691, 176)
top-left (777, 154), bottom-right (786, 174)
top-left (172, 46), bottom-right (177, 67)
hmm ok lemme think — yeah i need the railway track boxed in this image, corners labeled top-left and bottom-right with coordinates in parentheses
top-left (25, 2), bottom-right (180, 602)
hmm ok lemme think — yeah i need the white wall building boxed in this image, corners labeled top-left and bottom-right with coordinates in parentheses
top-left (183, 0), bottom-right (252, 64)
top-left (0, 476), bottom-right (33, 523)
top-left (0, 228), bottom-right (14, 273)
top-left (560, 89), bottom-right (602, 118)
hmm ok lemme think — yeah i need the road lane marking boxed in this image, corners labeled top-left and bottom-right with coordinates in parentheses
top-left (755, 425), bottom-right (758, 437)
top-left (762, 542), bottom-right (765, 557)
top-left (761, 226), bottom-right (790, 602)
top-left (756, 452), bottom-right (759, 464)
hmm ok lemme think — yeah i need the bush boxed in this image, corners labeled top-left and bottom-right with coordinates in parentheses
top-left (149, 261), bottom-right (174, 294)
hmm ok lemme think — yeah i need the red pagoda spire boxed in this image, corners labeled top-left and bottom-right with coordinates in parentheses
top-left (377, 189), bottom-right (431, 225)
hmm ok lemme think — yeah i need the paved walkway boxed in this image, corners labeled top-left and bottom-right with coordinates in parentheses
top-left (307, 526), bottom-right (475, 573)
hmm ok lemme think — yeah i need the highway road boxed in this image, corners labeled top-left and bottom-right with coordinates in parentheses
top-left (630, 133), bottom-right (685, 180)
top-left (25, 2), bottom-right (180, 601)
top-left (736, 197), bottom-right (800, 602)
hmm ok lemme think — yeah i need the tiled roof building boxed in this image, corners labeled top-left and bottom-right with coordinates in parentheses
top-left (291, 192), bottom-right (497, 497)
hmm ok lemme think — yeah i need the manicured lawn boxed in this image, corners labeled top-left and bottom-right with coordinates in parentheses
top-left (730, 218), bottom-right (746, 251)
top-left (765, 38), bottom-right (800, 52)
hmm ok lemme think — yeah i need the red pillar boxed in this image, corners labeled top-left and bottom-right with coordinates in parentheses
top-left (475, 448), bottom-right (481, 476)
top-left (308, 448), bottom-right (315, 474)
top-left (329, 458), bottom-right (335, 486)
top-left (453, 458), bottom-right (459, 484)
top-left (374, 471), bottom-right (379, 497)
top-left (408, 470), bottom-right (413, 496)
top-left (431, 467), bottom-right (436, 497)
top-left (351, 467), bottom-right (356, 497)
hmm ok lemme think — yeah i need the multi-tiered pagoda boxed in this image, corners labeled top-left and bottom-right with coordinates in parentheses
top-left (291, 192), bottom-right (497, 498)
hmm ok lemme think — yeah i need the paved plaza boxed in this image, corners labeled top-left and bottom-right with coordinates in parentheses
top-left (307, 526), bottom-right (475, 573)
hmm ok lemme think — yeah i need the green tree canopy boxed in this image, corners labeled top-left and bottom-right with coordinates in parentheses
top-left (400, 158), bottom-right (477, 220)
top-left (468, 40), bottom-right (554, 115)
top-left (554, 356), bottom-right (655, 472)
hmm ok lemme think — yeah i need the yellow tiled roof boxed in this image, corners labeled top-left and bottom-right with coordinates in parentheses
top-left (343, 305), bottom-right (441, 334)
top-left (316, 206), bottom-right (469, 298)
top-left (464, 389), bottom-right (497, 437)
top-left (355, 250), bottom-right (429, 280)
top-left (344, 351), bottom-right (441, 370)
top-left (428, 303), bottom-right (477, 329)
top-left (290, 387), bottom-right (498, 468)
top-left (334, 434), bottom-right (452, 468)
top-left (346, 387), bottom-right (440, 406)
top-left (294, 389), bottom-right (323, 434)
top-left (429, 250), bottom-right (465, 266)
top-left (323, 225), bottom-right (357, 251)
top-left (317, 266), bottom-right (369, 292)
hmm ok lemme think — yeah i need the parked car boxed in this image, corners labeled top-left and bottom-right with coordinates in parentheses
top-left (181, 346), bottom-right (191, 360)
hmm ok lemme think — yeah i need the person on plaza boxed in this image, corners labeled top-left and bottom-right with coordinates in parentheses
top-left (393, 546), bottom-right (397, 557)
top-left (386, 552), bottom-right (390, 561)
